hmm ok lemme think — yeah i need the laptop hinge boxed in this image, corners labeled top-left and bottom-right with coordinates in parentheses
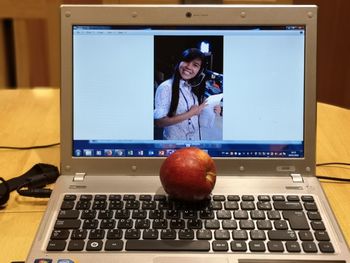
top-left (73, 172), bottom-right (86, 182)
top-left (290, 173), bottom-right (303, 183)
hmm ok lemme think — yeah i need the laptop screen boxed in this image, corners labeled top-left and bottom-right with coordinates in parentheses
top-left (72, 25), bottom-right (305, 159)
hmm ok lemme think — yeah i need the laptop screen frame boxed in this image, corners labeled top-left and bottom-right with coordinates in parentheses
top-left (60, 4), bottom-right (317, 176)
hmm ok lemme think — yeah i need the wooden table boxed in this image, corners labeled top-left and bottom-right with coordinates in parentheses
top-left (0, 88), bottom-right (349, 262)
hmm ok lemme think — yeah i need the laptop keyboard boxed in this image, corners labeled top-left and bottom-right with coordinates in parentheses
top-left (47, 194), bottom-right (335, 254)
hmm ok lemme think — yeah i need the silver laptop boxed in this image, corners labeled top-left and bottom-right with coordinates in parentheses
top-left (27, 4), bottom-right (350, 263)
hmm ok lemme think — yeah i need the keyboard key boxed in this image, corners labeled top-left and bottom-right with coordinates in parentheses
top-left (54, 219), bottom-right (81, 229)
top-left (267, 210), bottom-right (281, 220)
top-left (258, 195), bottom-right (270, 201)
top-left (298, 230), bottom-right (314, 241)
top-left (287, 195), bottom-right (300, 202)
top-left (282, 210), bottom-right (310, 230)
top-left (161, 229), bottom-right (176, 239)
top-left (311, 220), bottom-right (326, 230)
top-left (257, 201), bottom-right (272, 210)
top-left (256, 220), bottom-right (272, 230)
top-left (224, 201), bottom-right (239, 210)
top-left (117, 219), bottom-right (133, 229)
top-left (210, 201), bottom-right (222, 210)
top-left (83, 219), bottom-right (99, 229)
top-left (100, 219), bottom-right (116, 229)
top-left (58, 210), bottom-right (80, 219)
top-left (86, 240), bottom-right (103, 251)
top-left (250, 230), bottom-right (266, 240)
top-left (231, 241), bottom-right (247, 252)
top-left (114, 210), bottom-right (131, 219)
top-left (126, 240), bottom-right (210, 251)
top-left (98, 210), bottom-right (113, 219)
top-left (170, 219), bottom-right (185, 229)
top-left (80, 195), bottom-right (92, 201)
top-left (107, 229), bottom-right (123, 239)
top-left (214, 230), bottom-right (230, 240)
top-left (239, 220), bottom-right (255, 230)
top-left (272, 195), bottom-right (285, 201)
top-left (242, 195), bottom-right (254, 201)
top-left (213, 195), bottom-right (226, 201)
top-left (64, 194), bottom-right (77, 201)
top-left (200, 210), bottom-right (214, 219)
top-left (81, 210), bottom-right (96, 219)
top-left (318, 242), bottom-right (335, 253)
top-left (241, 201), bottom-right (255, 210)
top-left (89, 229), bottom-right (105, 239)
top-left (109, 194), bottom-right (122, 201)
top-left (249, 241), bottom-right (266, 252)
top-left (125, 200), bottom-right (140, 209)
top-left (179, 229), bottom-right (195, 240)
top-left (196, 229), bottom-right (212, 240)
top-left (315, 231), bottom-right (330, 241)
top-left (105, 240), bottom-right (124, 251)
top-left (267, 241), bottom-right (284, 252)
top-left (233, 230), bottom-right (248, 240)
top-left (135, 219), bottom-right (151, 229)
top-left (268, 230), bottom-right (297, 241)
top-left (273, 201), bottom-right (302, 210)
top-left (149, 210), bottom-right (164, 219)
top-left (217, 210), bottom-right (232, 219)
top-left (47, 240), bottom-right (66, 251)
top-left (205, 220), bottom-right (220, 229)
top-left (234, 210), bottom-right (248, 219)
top-left (68, 240), bottom-right (85, 251)
top-left (153, 219), bottom-right (167, 229)
top-left (250, 210), bottom-right (265, 220)
top-left (302, 241), bottom-right (318, 253)
top-left (274, 220), bottom-right (288, 230)
top-left (125, 229), bottom-right (141, 239)
top-left (227, 195), bottom-right (240, 201)
top-left (94, 194), bottom-right (107, 201)
top-left (286, 241), bottom-right (301, 253)
top-left (143, 229), bottom-right (159, 239)
top-left (212, 240), bottom-right (229, 251)
top-left (301, 195), bottom-right (314, 202)
top-left (71, 229), bottom-right (87, 240)
top-left (123, 194), bottom-right (136, 200)
top-left (187, 219), bottom-right (202, 229)
top-left (139, 194), bottom-right (152, 201)
top-left (222, 219), bottom-right (237, 230)
top-left (307, 211), bottom-right (322, 220)
top-left (50, 230), bottom-right (70, 240)
top-left (304, 202), bottom-right (318, 211)
top-left (61, 201), bottom-right (75, 210)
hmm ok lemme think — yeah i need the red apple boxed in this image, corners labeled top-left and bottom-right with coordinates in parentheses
top-left (159, 147), bottom-right (216, 201)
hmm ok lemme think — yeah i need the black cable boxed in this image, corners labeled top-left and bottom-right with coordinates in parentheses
top-left (0, 143), bottom-right (60, 150)
top-left (315, 162), bottom-right (350, 182)
top-left (316, 175), bottom-right (350, 182)
top-left (0, 177), bottom-right (10, 206)
top-left (316, 162), bottom-right (350, 167)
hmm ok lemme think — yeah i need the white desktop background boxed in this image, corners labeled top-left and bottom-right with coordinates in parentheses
top-left (73, 29), bottom-right (304, 143)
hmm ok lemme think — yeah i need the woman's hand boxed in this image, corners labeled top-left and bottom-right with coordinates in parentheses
top-left (188, 101), bottom-right (208, 117)
top-left (214, 105), bottom-right (221, 116)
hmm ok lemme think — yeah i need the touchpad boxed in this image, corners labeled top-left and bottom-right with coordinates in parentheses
top-left (153, 257), bottom-right (229, 263)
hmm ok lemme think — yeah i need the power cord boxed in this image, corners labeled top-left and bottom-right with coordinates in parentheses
top-left (316, 162), bottom-right (350, 182)
top-left (0, 143), bottom-right (60, 150)
top-left (0, 163), bottom-right (59, 207)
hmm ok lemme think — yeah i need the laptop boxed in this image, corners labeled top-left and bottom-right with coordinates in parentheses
top-left (27, 4), bottom-right (350, 263)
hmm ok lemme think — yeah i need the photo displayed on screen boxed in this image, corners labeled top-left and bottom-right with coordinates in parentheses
top-left (153, 36), bottom-right (224, 141)
top-left (72, 25), bottom-right (305, 158)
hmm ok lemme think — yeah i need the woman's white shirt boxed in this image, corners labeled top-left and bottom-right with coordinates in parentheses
top-left (154, 79), bottom-right (200, 140)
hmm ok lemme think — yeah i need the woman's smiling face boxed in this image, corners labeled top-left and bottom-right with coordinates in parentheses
top-left (178, 58), bottom-right (202, 80)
